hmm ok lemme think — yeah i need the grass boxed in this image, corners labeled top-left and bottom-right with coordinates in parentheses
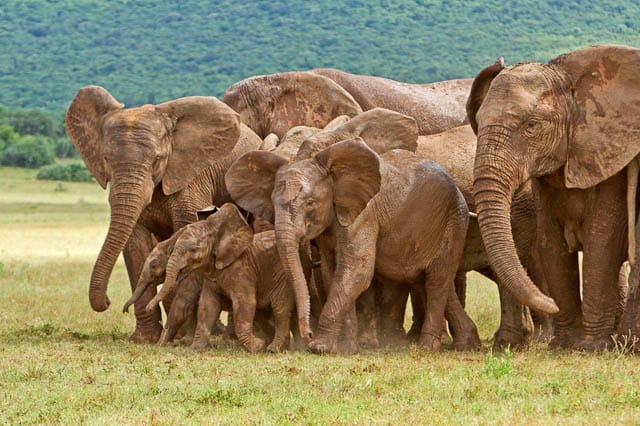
top-left (1, 167), bottom-right (640, 424)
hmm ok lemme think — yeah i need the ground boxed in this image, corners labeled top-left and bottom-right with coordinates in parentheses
top-left (1, 166), bottom-right (639, 424)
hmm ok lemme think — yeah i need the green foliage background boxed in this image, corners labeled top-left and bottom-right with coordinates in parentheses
top-left (1, 0), bottom-right (639, 114)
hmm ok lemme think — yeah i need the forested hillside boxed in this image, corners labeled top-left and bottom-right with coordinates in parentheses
top-left (1, 0), bottom-right (639, 113)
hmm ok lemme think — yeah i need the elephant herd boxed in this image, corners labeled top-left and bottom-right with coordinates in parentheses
top-left (66, 44), bottom-right (640, 354)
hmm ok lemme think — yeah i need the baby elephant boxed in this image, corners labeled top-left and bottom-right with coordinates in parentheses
top-left (124, 203), bottom-right (297, 353)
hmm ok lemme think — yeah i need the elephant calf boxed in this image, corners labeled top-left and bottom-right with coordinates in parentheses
top-left (125, 203), bottom-right (298, 353)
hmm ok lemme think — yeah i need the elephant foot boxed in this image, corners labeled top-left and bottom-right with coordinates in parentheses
top-left (441, 329), bottom-right (453, 346)
top-left (190, 338), bottom-right (209, 352)
top-left (379, 327), bottom-right (410, 348)
top-left (358, 329), bottom-right (380, 349)
top-left (574, 335), bottom-right (614, 352)
top-left (129, 325), bottom-right (163, 344)
top-left (266, 339), bottom-right (289, 353)
top-left (452, 330), bottom-right (482, 352)
top-left (309, 336), bottom-right (339, 354)
top-left (244, 337), bottom-right (266, 353)
top-left (549, 327), bottom-right (581, 350)
top-left (418, 333), bottom-right (442, 352)
top-left (212, 320), bottom-right (227, 336)
top-left (492, 330), bottom-right (531, 352)
top-left (157, 329), bottom-right (172, 346)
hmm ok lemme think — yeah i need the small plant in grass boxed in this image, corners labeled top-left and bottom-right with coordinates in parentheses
top-left (482, 348), bottom-right (514, 378)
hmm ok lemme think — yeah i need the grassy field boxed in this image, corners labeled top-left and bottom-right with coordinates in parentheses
top-left (1, 167), bottom-right (639, 424)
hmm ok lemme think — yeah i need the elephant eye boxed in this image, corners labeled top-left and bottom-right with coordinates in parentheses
top-left (524, 118), bottom-right (540, 136)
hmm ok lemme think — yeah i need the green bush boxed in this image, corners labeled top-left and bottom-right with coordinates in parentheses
top-left (37, 162), bottom-right (93, 182)
top-left (0, 135), bottom-right (55, 168)
top-left (53, 137), bottom-right (78, 158)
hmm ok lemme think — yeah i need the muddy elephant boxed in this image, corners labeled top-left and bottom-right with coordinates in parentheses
top-left (227, 113), bottom-right (479, 353)
top-left (415, 125), bottom-right (553, 349)
top-left (125, 203), bottom-right (299, 352)
top-left (221, 71), bottom-right (363, 139)
top-left (311, 68), bottom-right (471, 135)
top-left (467, 45), bottom-right (640, 351)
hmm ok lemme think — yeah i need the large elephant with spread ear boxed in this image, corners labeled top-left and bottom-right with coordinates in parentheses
top-left (66, 86), bottom-right (252, 342)
top-left (311, 68), bottom-right (471, 135)
top-left (221, 71), bottom-right (363, 139)
top-left (467, 45), bottom-right (640, 351)
top-left (227, 109), bottom-right (480, 353)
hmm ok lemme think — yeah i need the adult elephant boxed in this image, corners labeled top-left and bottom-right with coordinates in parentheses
top-left (468, 45), bottom-right (640, 351)
top-left (415, 125), bottom-right (552, 349)
top-left (311, 68), bottom-right (471, 135)
top-left (221, 71), bottom-right (363, 139)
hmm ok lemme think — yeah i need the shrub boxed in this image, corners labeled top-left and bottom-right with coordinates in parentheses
top-left (37, 162), bottom-right (93, 182)
top-left (0, 135), bottom-right (55, 168)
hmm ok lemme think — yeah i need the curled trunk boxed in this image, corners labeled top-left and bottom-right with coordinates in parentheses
top-left (474, 133), bottom-right (558, 315)
top-left (89, 179), bottom-right (148, 312)
top-left (275, 221), bottom-right (313, 342)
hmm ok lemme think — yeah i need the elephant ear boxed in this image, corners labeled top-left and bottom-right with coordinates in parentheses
top-left (225, 150), bottom-right (288, 223)
top-left (550, 45), bottom-right (640, 189)
top-left (466, 57), bottom-right (505, 134)
top-left (222, 71), bottom-right (363, 138)
top-left (210, 203), bottom-right (254, 269)
top-left (339, 108), bottom-right (418, 154)
top-left (314, 138), bottom-right (381, 227)
top-left (156, 96), bottom-right (241, 195)
top-left (65, 86), bottom-right (124, 189)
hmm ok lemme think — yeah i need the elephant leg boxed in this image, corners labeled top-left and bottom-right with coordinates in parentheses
top-left (419, 261), bottom-right (452, 352)
top-left (534, 187), bottom-right (582, 349)
top-left (191, 283), bottom-right (222, 351)
top-left (124, 223), bottom-right (163, 343)
top-left (309, 230), bottom-right (377, 354)
top-left (267, 294), bottom-right (294, 353)
top-left (356, 284), bottom-right (380, 349)
top-left (407, 286), bottom-right (424, 341)
top-left (231, 292), bottom-right (265, 353)
top-left (526, 246), bottom-right (554, 342)
top-left (578, 195), bottom-right (626, 351)
top-left (445, 284), bottom-right (481, 351)
top-left (161, 274), bottom-right (202, 346)
top-left (377, 282), bottom-right (409, 347)
top-left (159, 275), bottom-right (197, 346)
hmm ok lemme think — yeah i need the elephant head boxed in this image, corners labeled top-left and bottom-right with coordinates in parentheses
top-left (121, 227), bottom-right (187, 313)
top-left (467, 45), bottom-right (640, 315)
top-left (129, 203), bottom-right (254, 312)
top-left (66, 86), bottom-right (241, 312)
top-left (221, 71), bottom-right (363, 139)
top-left (226, 109), bottom-right (417, 340)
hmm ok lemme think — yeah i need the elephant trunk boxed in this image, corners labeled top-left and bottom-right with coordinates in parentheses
top-left (474, 130), bottom-right (559, 315)
top-left (89, 175), bottom-right (151, 312)
top-left (275, 218), bottom-right (313, 343)
top-left (145, 248), bottom-right (186, 312)
top-left (122, 269), bottom-right (155, 313)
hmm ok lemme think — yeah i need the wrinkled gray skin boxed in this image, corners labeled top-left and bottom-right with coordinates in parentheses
top-left (413, 124), bottom-right (553, 349)
top-left (228, 135), bottom-right (479, 354)
top-left (468, 45), bottom-right (640, 351)
top-left (311, 68), bottom-right (471, 135)
top-left (66, 86), bottom-right (257, 343)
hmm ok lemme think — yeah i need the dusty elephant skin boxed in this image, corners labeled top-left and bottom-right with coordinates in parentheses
top-left (221, 71), bottom-right (363, 139)
top-left (415, 125), bottom-right (553, 350)
top-left (468, 45), bottom-right (640, 351)
top-left (311, 68), bottom-right (471, 135)
top-left (125, 204), bottom-right (298, 353)
top-left (228, 131), bottom-right (479, 354)
top-left (66, 86), bottom-right (263, 343)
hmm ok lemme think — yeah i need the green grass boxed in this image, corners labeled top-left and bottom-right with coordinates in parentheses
top-left (1, 168), bottom-right (639, 424)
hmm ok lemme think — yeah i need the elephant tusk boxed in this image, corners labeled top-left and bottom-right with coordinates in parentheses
top-left (468, 211), bottom-right (478, 219)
